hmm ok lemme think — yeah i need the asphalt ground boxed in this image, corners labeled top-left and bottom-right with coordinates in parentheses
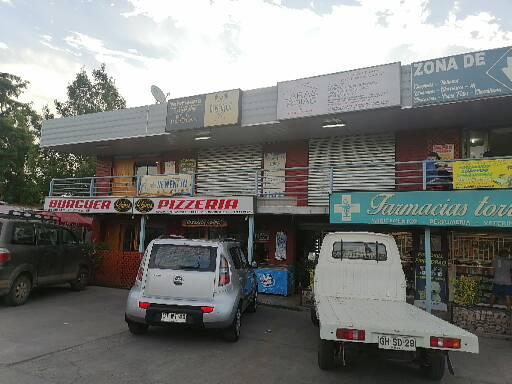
top-left (0, 286), bottom-right (510, 384)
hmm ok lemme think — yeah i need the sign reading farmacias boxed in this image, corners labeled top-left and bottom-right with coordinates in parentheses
top-left (330, 190), bottom-right (512, 228)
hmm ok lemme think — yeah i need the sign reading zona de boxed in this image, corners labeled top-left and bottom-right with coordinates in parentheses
top-left (330, 190), bottom-right (512, 228)
top-left (412, 46), bottom-right (512, 106)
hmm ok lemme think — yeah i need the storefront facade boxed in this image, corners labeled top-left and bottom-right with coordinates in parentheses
top-left (42, 46), bottom-right (512, 332)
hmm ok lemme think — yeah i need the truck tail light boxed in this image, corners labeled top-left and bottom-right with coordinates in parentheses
top-left (430, 336), bottom-right (461, 349)
top-left (218, 257), bottom-right (230, 286)
top-left (201, 306), bottom-right (215, 313)
top-left (0, 248), bottom-right (11, 265)
top-left (336, 328), bottom-right (366, 341)
top-left (138, 302), bottom-right (151, 310)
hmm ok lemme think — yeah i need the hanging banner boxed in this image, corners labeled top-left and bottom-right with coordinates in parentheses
top-left (44, 197), bottom-right (133, 214)
top-left (139, 174), bottom-right (193, 196)
top-left (263, 152), bottom-right (286, 197)
top-left (330, 190), bottom-right (512, 228)
top-left (453, 159), bottom-right (512, 189)
top-left (132, 196), bottom-right (254, 214)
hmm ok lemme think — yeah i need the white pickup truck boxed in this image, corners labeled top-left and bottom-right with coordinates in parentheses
top-left (311, 232), bottom-right (478, 381)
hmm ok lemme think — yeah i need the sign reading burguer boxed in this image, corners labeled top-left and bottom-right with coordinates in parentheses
top-left (412, 46), bottom-right (512, 106)
top-left (44, 197), bottom-right (133, 214)
top-left (277, 63), bottom-right (401, 120)
top-left (330, 190), bottom-right (512, 228)
top-left (133, 196), bottom-right (254, 215)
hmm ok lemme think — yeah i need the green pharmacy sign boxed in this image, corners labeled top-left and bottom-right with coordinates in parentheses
top-left (330, 190), bottom-right (512, 228)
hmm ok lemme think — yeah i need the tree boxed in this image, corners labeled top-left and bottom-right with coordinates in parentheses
top-left (0, 73), bottom-right (38, 204)
top-left (27, 64), bottom-right (126, 202)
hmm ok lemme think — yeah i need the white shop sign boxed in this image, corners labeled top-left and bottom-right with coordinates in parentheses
top-left (44, 197), bottom-right (133, 214)
top-left (277, 62), bottom-right (401, 120)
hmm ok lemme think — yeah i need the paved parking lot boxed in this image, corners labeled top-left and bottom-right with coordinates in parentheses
top-left (0, 286), bottom-right (510, 384)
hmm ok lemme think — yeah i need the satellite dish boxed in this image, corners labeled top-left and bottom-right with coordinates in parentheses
top-left (151, 85), bottom-right (167, 103)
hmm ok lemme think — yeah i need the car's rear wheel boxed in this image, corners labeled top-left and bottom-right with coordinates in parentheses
top-left (127, 320), bottom-right (149, 335)
top-left (246, 290), bottom-right (257, 313)
top-left (318, 338), bottom-right (337, 370)
top-left (420, 350), bottom-right (445, 381)
top-left (70, 267), bottom-right (89, 291)
top-left (5, 274), bottom-right (32, 306)
top-left (223, 306), bottom-right (241, 342)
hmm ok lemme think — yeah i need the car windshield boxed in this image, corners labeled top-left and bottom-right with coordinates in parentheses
top-left (148, 244), bottom-right (217, 272)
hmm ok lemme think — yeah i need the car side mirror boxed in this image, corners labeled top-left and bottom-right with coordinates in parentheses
top-left (307, 252), bottom-right (317, 262)
top-left (251, 261), bottom-right (258, 268)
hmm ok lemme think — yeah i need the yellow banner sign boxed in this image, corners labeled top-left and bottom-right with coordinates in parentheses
top-left (453, 159), bottom-right (512, 189)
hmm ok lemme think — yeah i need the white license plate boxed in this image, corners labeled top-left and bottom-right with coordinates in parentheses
top-left (160, 312), bottom-right (187, 323)
top-left (378, 335), bottom-right (416, 351)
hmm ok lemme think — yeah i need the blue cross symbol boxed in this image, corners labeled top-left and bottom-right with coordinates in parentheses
top-left (334, 195), bottom-right (360, 222)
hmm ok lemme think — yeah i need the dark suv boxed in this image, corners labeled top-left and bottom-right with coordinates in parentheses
top-left (0, 213), bottom-right (90, 306)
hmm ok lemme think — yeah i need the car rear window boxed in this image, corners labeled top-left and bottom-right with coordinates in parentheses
top-left (332, 241), bottom-right (387, 261)
top-left (148, 244), bottom-right (217, 272)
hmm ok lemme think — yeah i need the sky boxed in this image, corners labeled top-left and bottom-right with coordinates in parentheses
top-left (1, 0), bottom-right (511, 113)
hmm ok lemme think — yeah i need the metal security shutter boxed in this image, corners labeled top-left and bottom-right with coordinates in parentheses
top-left (196, 144), bottom-right (262, 196)
top-left (308, 134), bottom-right (395, 205)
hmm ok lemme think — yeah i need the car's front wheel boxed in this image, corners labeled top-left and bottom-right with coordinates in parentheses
top-left (5, 274), bottom-right (32, 306)
top-left (223, 306), bottom-right (241, 342)
top-left (70, 267), bottom-right (89, 291)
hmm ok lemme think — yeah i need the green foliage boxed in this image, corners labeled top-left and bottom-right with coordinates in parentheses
top-left (0, 65), bottom-right (126, 205)
top-left (453, 276), bottom-right (480, 307)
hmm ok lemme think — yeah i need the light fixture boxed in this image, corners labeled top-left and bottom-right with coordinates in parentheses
top-left (194, 135), bottom-right (211, 141)
top-left (322, 119), bottom-right (346, 128)
top-left (194, 129), bottom-right (211, 141)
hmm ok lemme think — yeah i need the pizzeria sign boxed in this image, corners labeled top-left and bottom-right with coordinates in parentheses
top-left (44, 196), bottom-right (254, 215)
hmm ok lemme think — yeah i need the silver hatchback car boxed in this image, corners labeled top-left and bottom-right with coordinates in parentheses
top-left (125, 237), bottom-right (258, 342)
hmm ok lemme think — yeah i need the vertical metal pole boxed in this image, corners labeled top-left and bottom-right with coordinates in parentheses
top-left (425, 227), bottom-right (432, 314)
top-left (248, 215), bottom-right (255, 263)
top-left (254, 171), bottom-right (259, 197)
top-left (328, 167), bottom-right (334, 194)
top-left (139, 215), bottom-right (146, 253)
top-left (49, 179), bottom-right (54, 196)
top-left (89, 177), bottom-right (95, 197)
top-left (135, 176), bottom-right (141, 196)
top-left (422, 160), bottom-right (427, 190)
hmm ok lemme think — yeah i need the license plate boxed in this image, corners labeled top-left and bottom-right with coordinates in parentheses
top-left (160, 312), bottom-right (187, 323)
top-left (378, 335), bottom-right (416, 351)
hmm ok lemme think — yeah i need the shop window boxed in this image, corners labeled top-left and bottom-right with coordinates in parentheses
top-left (122, 225), bottom-right (137, 251)
top-left (135, 162), bottom-right (159, 176)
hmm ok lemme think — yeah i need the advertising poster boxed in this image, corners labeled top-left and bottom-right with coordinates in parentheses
top-left (179, 159), bottom-right (197, 175)
top-left (432, 144), bottom-right (455, 161)
top-left (414, 250), bottom-right (448, 311)
top-left (263, 152), bottom-right (286, 197)
top-left (275, 231), bottom-right (287, 260)
top-left (453, 159), bottom-right (512, 189)
top-left (204, 89), bottom-right (241, 127)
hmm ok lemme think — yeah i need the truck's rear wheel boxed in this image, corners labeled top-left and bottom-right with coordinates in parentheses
top-left (318, 339), bottom-right (337, 370)
top-left (420, 350), bottom-right (445, 381)
top-left (310, 307), bottom-right (319, 327)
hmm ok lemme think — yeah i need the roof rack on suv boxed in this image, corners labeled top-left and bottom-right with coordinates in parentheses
top-left (0, 210), bottom-right (58, 223)
top-left (156, 234), bottom-right (185, 240)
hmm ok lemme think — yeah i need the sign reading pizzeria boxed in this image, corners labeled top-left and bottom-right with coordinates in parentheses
top-left (133, 196), bottom-right (254, 215)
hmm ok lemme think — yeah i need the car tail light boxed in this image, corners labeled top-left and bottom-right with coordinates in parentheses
top-left (201, 306), bottom-right (215, 313)
top-left (218, 257), bottom-right (230, 286)
top-left (138, 302), bottom-right (151, 310)
top-left (336, 328), bottom-right (366, 341)
top-left (430, 336), bottom-right (461, 349)
top-left (0, 248), bottom-right (11, 265)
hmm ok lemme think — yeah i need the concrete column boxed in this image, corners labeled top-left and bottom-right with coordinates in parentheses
top-left (248, 215), bottom-right (255, 263)
top-left (425, 227), bottom-right (432, 313)
top-left (138, 215), bottom-right (146, 253)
